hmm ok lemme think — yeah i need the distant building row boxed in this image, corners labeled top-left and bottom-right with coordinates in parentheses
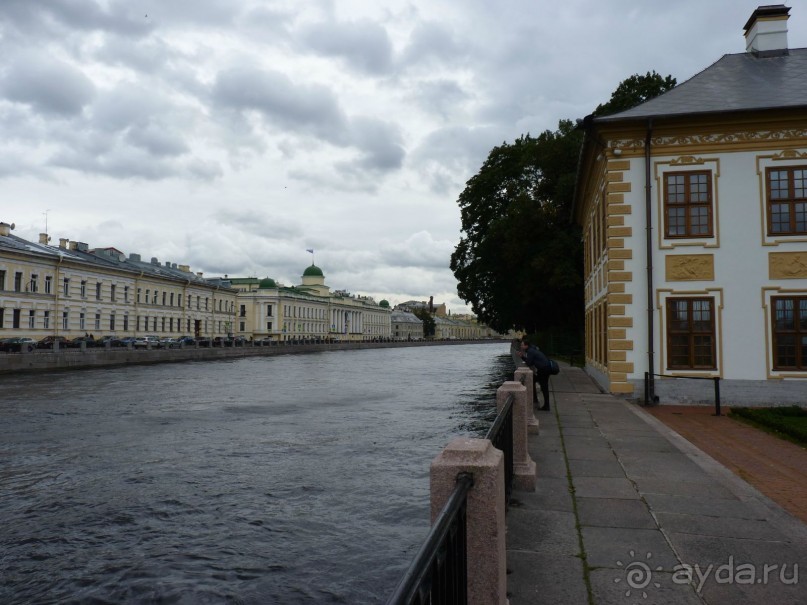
top-left (0, 222), bottom-right (496, 343)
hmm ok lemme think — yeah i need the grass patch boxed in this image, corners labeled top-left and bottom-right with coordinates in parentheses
top-left (730, 406), bottom-right (807, 446)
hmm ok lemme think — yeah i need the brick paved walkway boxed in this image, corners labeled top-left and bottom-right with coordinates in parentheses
top-left (644, 405), bottom-right (807, 525)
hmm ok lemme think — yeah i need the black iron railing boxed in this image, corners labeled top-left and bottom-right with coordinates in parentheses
top-left (644, 372), bottom-right (722, 416)
top-left (386, 472), bottom-right (474, 605)
top-left (485, 393), bottom-right (514, 506)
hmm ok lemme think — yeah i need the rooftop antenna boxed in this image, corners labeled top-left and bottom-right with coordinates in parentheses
top-left (306, 248), bottom-right (314, 265)
top-left (43, 209), bottom-right (50, 234)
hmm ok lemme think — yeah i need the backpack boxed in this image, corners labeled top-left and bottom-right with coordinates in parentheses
top-left (548, 359), bottom-right (560, 375)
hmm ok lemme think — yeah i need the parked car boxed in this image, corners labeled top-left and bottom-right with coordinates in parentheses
top-left (159, 337), bottom-right (178, 349)
top-left (0, 337), bottom-right (36, 352)
top-left (118, 336), bottom-right (137, 348)
top-left (69, 336), bottom-right (102, 348)
top-left (36, 335), bottom-right (71, 349)
top-left (97, 335), bottom-right (125, 347)
top-left (176, 336), bottom-right (196, 346)
top-left (133, 335), bottom-right (161, 349)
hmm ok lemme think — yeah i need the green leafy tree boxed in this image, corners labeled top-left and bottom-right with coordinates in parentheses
top-left (411, 307), bottom-right (436, 338)
top-left (451, 73), bottom-right (676, 334)
top-left (593, 71), bottom-right (676, 116)
top-left (450, 122), bottom-right (583, 333)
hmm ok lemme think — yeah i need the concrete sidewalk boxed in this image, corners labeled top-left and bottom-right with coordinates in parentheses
top-left (506, 365), bottom-right (807, 604)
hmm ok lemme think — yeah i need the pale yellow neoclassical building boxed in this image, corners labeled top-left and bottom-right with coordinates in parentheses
top-left (229, 264), bottom-right (392, 342)
top-left (0, 222), bottom-right (237, 341)
top-left (574, 5), bottom-right (807, 404)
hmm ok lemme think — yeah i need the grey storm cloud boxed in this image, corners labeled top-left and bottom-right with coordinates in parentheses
top-left (401, 21), bottom-right (463, 68)
top-left (1, 52), bottom-right (95, 116)
top-left (0, 0), bottom-right (153, 39)
top-left (344, 117), bottom-right (404, 172)
top-left (298, 19), bottom-right (394, 75)
top-left (212, 66), bottom-right (350, 144)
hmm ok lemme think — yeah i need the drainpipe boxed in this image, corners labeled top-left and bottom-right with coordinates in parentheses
top-left (645, 120), bottom-right (656, 404)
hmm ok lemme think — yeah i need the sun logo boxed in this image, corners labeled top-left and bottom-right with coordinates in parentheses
top-left (613, 550), bottom-right (663, 600)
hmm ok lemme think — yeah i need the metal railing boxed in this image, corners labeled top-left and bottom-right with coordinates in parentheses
top-left (644, 372), bottom-right (722, 416)
top-left (386, 472), bottom-right (474, 605)
top-left (485, 393), bottom-right (514, 505)
top-left (387, 392), bottom-right (515, 604)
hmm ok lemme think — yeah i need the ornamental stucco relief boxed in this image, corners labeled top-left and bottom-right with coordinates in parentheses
top-left (769, 252), bottom-right (807, 279)
top-left (665, 255), bottom-right (714, 281)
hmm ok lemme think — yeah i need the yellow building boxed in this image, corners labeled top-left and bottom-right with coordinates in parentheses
top-left (573, 6), bottom-right (807, 404)
top-left (0, 222), bottom-right (237, 341)
top-left (229, 264), bottom-right (392, 342)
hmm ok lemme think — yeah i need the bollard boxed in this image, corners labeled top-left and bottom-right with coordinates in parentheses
top-left (496, 381), bottom-right (536, 491)
top-left (514, 366), bottom-right (540, 434)
top-left (430, 438), bottom-right (507, 605)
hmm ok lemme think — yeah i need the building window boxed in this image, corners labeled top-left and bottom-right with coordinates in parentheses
top-left (170, 292), bottom-right (174, 307)
top-left (43, 310), bottom-right (50, 329)
top-left (28, 310), bottom-right (35, 328)
top-left (266, 321), bottom-right (272, 331)
top-left (161, 317), bottom-right (166, 332)
top-left (767, 166), bottom-right (807, 235)
top-left (14, 272), bottom-right (22, 292)
top-left (45, 276), bottom-right (52, 294)
top-left (63, 311), bottom-right (69, 330)
top-left (267, 305), bottom-right (273, 317)
top-left (123, 314), bottom-right (129, 331)
top-left (79, 312), bottom-right (85, 331)
top-left (145, 289), bottom-right (150, 304)
top-left (63, 278), bottom-right (70, 297)
top-left (110, 314), bottom-right (116, 331)
top-left (239, 321), bottom-right (245, 331)
top-left (124, 286), bottom-right (129, 303)
top-left (772, 296), bottom-right (807, 370)
top-left (666, 297), bottom-right (716, 369)
top-left (95, 313), bottom-right (101, 331)
top-left (12, 308), bottom-right (21, 328)
top-left (152, 290), bottom-right (157, 304)
top-left (111, 284), bottom-right (116, 302)
top-left (30, 274), bottom-right (38, 293)
top-left (0, 308), bottom-right (4, 328)
top-left (153, 317), bottom-right (157, 331)
top-left (0, 270), bottom-right (5, 290)
top-left (664, 171), bottom-right (713, 238)
top-left (196, 296), bottom-right (200, 310)
top-left (162, 292), bottom-right (166, 306)
top-left (240, 305), bottom-right (246, 317)
top-left (96, 283), bottom-right (102, 300)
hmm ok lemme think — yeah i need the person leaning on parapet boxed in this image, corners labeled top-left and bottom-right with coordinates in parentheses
top-left (519, 337), bottom-right (551, 411)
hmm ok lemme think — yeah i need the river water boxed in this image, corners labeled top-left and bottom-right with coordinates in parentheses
top-left (0, 343), bottom-right (513, 604)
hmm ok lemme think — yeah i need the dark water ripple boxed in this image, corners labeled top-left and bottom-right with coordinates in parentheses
top-left (0, 344), bottom-right (513, 604)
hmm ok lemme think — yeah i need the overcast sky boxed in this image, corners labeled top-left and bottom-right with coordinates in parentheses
top-left (2, 1), bottom-right (805, 313)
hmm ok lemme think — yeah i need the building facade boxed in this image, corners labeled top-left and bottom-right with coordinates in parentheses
top-left (0, 223), bottom-right (237, 341)
top-left (229, 265), bottom-right (392, 342)
top-left (574, 5), bottom-right (807, 404)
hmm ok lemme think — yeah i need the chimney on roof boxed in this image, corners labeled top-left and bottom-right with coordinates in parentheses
top-left (39, 233), bottom-right (50, 245)
top-left (59, 238), bottom-right (69, 249)
top-left (744, 5), bottom-right (790, 56)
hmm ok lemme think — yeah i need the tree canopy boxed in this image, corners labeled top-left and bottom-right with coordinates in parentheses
top-left (451, 72), bottom-right (677, 334)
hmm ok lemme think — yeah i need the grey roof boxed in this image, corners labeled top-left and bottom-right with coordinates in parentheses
top-left (0, 232), bottom-right (233, 290)
top-left (391, 310), bottom-right (422, 323)
top-left (596, 48), bottom-right (807, 123)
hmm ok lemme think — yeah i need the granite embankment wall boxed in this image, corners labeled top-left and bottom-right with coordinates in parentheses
top-left (0, 340), bottom-right (507, 375)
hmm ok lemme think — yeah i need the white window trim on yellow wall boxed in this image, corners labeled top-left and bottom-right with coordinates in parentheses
top-left (654, 157), bottom-right (721, 250)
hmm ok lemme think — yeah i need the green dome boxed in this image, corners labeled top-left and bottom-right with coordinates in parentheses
top-left (379, 299), bottom-right (390, 308)
top-left (258, 277), bottom-right (277, 288)
top-left (303, 264), bottom-right (324, 277)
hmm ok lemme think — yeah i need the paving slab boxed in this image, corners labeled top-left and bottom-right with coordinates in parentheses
top-left (505, 363), bottom-right (807, 604)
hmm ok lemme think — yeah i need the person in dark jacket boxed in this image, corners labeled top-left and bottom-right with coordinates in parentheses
top-left (519, 337), bottom-right (551, 411)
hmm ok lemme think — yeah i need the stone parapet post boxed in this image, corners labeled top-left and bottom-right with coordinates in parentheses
top-left (430, 438), bottom-right (506, 605)
top-left (496, 381), bottom-right (536, 491)
top-left (514, 366), bottom-right (540, 434)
